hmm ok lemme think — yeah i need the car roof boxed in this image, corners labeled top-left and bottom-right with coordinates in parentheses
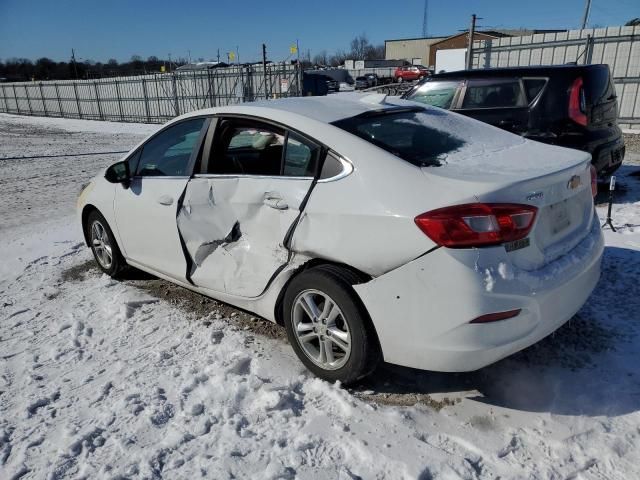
top-left (431, 64), bottom-right (608, 79)
top-left (178, 93), bottom-right (422, 124)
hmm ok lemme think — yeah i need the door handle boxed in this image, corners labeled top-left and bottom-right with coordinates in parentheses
top-left (157, 195), bottom-right (174, 206)
top-left (263, 193), bottom-right (288, 210)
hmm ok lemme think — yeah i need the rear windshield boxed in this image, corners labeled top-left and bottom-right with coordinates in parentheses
top-left (332, 105), bottom-right (525, 168)
top-left (406, 80), bottom-right (461, 109)
top-left (332, 109), bottom-right (465, 167)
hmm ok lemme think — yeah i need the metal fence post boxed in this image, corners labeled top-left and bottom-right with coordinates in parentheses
top-left (172, 73), bottom-right (180, 116)
top-left (24, 85), bottom-right (33, 115)
top-left (54, 83), bottom-right (64, 117)
top-left (115, 78), bottom-right (124, 122)
top-left (72, 82), bottom-right (82, 119)
top-left (141, 78), bottom-right (151, 123)
top-left (94, 81), bottom-right (104, 120)
top-left (12, 85), bottom-right (20, 114)
top-left (0, 85), bottom-right (7, 112)
top-left (38, 82), bottom-right (48, 116)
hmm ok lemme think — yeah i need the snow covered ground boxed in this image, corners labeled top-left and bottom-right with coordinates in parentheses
top-left (1, 113), bottom-right (640, 479)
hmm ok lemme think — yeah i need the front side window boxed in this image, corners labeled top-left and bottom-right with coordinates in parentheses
top-left (406, 80), bottom-right (461, 109)
top-left (461, 79), bottom-right (525, 109)
top-left (136, 118), bottom-right (205, 177)
top-left (210, 120), bottom-right (285, 175)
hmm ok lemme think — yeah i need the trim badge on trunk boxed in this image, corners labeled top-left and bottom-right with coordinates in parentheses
top-left (567, 175), bottom-right (582, 190)
top-left (526, 191), bottom-right (544, 202)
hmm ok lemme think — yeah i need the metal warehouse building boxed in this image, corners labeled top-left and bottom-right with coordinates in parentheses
top-left (384, 37), bottom-right (446, 67)
top-left (385, 30), bottom-right (567, 70)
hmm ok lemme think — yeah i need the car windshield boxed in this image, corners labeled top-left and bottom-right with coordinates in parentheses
top-left (332, 108), bottom-right (465, 167)
top-left (406, 80), bottom-right (460, 109)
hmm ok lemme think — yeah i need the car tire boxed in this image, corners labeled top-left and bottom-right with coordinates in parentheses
top-left (283, 265), bottom-right (380, 385)
top-left (86, 210), bottom-right (127, 278)
top-left (396, 76), bottom-right (404, 83)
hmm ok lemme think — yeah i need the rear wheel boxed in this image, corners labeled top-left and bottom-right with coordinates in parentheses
top-left (396, 76), bottom-right (404, 83)
top-left (86, 210), bottom-right (127, 278)
top-left (283, 265), bottom-right (380, 384)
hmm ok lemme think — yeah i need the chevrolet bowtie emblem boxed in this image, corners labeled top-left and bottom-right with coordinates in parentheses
top-left (567, 175), bottom-right (582, 190)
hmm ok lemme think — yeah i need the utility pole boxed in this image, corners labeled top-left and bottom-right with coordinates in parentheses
top-left (71, 48), bottom-right (78, 80)
top-left (217, 49), bottom-right (220, 63)
top-left (465, 14), bottom-right (477, 70)
top-left (422, 0), bottom-right (429, 37)
top-left (188, 50), bottom-right (192, 64)
top-left (581, 0), bottom-right (592, 29)
top-left (262, 43), bottom-right (269, 99)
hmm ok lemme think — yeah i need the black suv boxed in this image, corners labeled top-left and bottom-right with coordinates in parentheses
top-left (403, 65), bottom-right (624, 176)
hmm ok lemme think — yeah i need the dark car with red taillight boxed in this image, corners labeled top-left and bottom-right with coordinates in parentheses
top-left (403, 64), bottom-right (624, 176)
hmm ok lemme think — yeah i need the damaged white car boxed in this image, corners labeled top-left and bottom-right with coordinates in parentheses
top-left (77, 93), bottom-right (604, 384)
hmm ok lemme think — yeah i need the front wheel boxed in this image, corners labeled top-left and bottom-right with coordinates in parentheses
top-left (283, 265), bottom-right (380, 384)
top-left (86, 210), bottom-right (127, 278)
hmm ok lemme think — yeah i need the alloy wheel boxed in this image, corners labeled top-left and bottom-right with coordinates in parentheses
top-left (90, 220), bottom-right (113, 270)
top-left (292, 289), bottom-right (351, 370)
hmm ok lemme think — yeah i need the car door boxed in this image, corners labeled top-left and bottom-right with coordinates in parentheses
top-left (177, 117), bottom-right (319, 297)
top-left (454, 78), bottom-right (530, 135)
top-left (114, 117), bottom-right (208, 281)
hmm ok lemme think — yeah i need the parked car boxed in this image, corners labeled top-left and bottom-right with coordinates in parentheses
top-left (364, 73), bottom-right (379, 87)
top-left (355, 76), bottom-right (369, 89)
top-left (306, 69), bottom-right (355, 92)
top-left (302, 73), bottom-right (339, 96)
top-left (78, 94), bottom-right (603, 384)
top-left (394, 65), bottom-right (427, 83)
top-left (403, 64), bottom-right (625, 176)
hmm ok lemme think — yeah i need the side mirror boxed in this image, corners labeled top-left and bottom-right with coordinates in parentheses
top-left (105, 160), bottom-right (130, 187)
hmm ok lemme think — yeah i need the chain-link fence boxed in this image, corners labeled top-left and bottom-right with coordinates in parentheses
top-left (0, 64), bottom-right (302, 124)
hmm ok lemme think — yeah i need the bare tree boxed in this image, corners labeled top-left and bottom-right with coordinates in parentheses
top-left (364, 44), bottom-right (385, 60)
top-left (313, 50), bottom-right (329, 66)
top-left (349, 33), bottom-right (371, 60)
top-left (329, 50), bottom-right (348, 67)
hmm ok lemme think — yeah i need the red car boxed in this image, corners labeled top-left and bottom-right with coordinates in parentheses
top-left (394, 65), bottom-right (429, 82)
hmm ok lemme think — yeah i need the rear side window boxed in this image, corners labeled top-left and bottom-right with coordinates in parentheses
top-left (283, 132), bottom-right (321, 177)
top-left (523, 78), bottom-right (547, 103)
top-left (332, 109), bottom-right (465, 167)
top-left (461, 79), bottom-right (525, 109)
top-left (406, 80), bottom-right (461, 109)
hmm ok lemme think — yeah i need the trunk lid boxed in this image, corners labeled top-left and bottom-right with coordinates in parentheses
top-left (423, 139), bottom-right (594, 270)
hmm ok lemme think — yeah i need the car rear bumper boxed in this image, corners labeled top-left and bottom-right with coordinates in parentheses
top-left (353, 218), bottom-right (604, 372)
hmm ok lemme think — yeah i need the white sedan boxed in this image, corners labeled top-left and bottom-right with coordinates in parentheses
top-left (77, 93), bottom-right (604, 384)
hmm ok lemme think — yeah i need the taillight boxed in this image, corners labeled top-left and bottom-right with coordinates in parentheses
top-left (470, 309), bottom-right (521, 324)
top-left (569, 77), bottom-right (587, 126)
top-left (590, 164), bottom-right (597, 197)
top-left (415, 203), bottom-right (537, 248)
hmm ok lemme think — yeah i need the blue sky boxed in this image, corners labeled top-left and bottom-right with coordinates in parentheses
top-left (0, 0), bottom-right (637, 63)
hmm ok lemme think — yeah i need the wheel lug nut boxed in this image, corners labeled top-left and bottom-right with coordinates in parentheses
top-left (320, 335), bottom-right (324, 341)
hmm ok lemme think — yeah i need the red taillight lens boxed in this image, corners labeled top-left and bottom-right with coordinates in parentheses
top-left (470, 309), bottom-right (522, 324)
top-left (569, 77), bottom-right (587, 126)
top-left (590, 165), bottom-right (597, 197)
top-left (415, 203), bottom-right (538, 248)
